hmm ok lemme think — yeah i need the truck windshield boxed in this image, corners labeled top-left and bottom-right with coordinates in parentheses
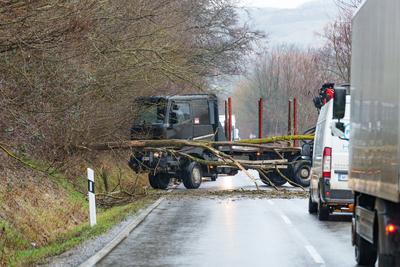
top-left (135, 100), bottom-right (167, 124)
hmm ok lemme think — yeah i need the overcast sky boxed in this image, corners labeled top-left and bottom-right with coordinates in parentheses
top-left (240, 0), bottom-right (314, 9)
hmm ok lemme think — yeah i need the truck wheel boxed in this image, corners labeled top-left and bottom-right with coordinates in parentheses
top-left (318, 200), bottom-right (330, 221)
top-left (211, 174), bottom-right (218, 182)
top-left (355, 234), bottom-right (377, 266)
top-left (148, 173), bottom-right (170, 190)
top-left (148, 173), bottom-right (160, 189)
top-left (308, 195), bottom-right (318, 214)
top-left (292, 160), bottom-right (311, 187)
top-left (259, 171), bottom-right (286, 186)
top-left (157, 174), bottom-right (171, 190)
top-left (182, 162), bottom-right (202, 189)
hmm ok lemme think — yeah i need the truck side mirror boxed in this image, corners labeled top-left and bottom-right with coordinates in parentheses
top-left (301, 143), bottom-right (311, 157)
top-left (333, 88), bottom-right (346, 120)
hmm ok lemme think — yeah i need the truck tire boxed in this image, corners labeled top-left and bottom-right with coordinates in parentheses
top-left (308, 195), bottom-right (318, 214)
top-left (148, 173), bottom-right (160, 189)
top-left (355, 234), bottom-right (377, 266)
top-left (211, 174), bottom-right (218, 181)
top-left (148, 173), bottom-right (170, 190)
top-left (291, 160), bottom-right (311, 187)
top-left (157, 174), bottom-right (171, 190)
top-left (318, 200), bottom-right (330, 221)
top-left (259, 171), bottom-right (286, 186)
top-left (182, 162), bottom-right (202, 189)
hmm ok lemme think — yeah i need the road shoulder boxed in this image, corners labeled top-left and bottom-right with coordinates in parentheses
top-left (42, 197), bottom-right (163, 267)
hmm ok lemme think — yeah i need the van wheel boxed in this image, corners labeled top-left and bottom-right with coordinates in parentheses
top-left (355, 234), bottom-right (377, 265)
top-left (318, 200), bottom-right (330, 221)
top-left (308, 195), bottom-right (318, 214)
top-left (183, 162), bottom-right (202, 189)
top-left (259, 171), bottom-right (286, 186)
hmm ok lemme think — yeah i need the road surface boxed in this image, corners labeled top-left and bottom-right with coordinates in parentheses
top-left (96, 172), bottom-right (358, 267)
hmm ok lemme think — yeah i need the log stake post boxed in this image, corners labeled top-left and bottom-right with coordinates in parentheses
top-left (228, 97), bottom-right (232, 141)
top-left (288, 99), bottom-right (292, 147)
top-left (258, 98), bottom-right (263, 139)
top-left (265, 98), bottom-right (267, 139)
top-left (293, 97), bottom-right (298, 147)
top-left (224, 100), bottom-right (228, 139)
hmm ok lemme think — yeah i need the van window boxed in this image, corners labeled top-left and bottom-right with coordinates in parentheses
top-left (175, 102), bottom-right (191, 124)
top-left (314, 120), bottom-right (325, 158)
top-left (191, 100), bottom-right (210, 125)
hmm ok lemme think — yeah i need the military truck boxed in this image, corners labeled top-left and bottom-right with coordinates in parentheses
top-left (129, 94), bottom-right (311, 189)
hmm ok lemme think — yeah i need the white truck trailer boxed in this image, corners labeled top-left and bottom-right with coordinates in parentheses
top-left (343, 0), bottom-right (400, 266)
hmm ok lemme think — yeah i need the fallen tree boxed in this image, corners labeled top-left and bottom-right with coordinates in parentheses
top-left (79, 134), bottom-right (314, 151)
top-left (77, 135), bottom-right (314, 191)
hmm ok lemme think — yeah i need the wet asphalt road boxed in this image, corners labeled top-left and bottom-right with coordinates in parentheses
top-left (96, 172), bottom-right (359, 267)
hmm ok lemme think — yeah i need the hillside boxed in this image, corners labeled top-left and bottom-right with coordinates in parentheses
top-left (240, 0), bottom-right (338, 47)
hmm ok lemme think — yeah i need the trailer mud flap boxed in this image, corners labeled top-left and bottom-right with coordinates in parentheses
top-left (356, 206), bottom-right (375, 243)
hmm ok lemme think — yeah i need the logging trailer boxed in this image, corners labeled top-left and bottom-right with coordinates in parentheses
top-left (128, 94), bottom-right (312, 189)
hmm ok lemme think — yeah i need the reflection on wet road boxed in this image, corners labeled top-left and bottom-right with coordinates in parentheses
top-left (97, 172), bottom-right (358, 267)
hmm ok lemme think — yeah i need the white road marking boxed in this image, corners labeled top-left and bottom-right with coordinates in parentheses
top-left (280, 214), bottom-right (292, 225)
top-left (270, 200), bottom-right (326, 265)
top-left (267, 200), bottom-right (274, 205)
top-left (305, 245), bottom-right (325, 264)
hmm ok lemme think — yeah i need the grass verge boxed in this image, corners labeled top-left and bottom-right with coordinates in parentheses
top-left (9, 197), bottom-right (154, 267)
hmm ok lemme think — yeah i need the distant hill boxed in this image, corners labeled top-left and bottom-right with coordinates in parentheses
top-left (239, 0), bottom-right (338, 48)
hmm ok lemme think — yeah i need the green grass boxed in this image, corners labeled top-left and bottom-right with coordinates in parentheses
top-left (1, 154), bottom-right (150, 266)
top-left (9, 197), bottom-right (152, 267)
top-left (21, 157), bottom-right (88, 207)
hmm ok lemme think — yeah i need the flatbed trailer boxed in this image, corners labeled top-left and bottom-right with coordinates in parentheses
top-left (128, 140), bottom-right (311, 189)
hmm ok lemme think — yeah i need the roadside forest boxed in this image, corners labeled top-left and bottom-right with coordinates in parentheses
top-left (0, 0), bottom-right (261, 162)
top-left (0, 1), bottom-right (261, 265)
top-left (233, 0), bottom-right (361, 138)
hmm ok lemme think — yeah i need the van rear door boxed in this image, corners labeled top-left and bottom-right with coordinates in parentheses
top-left (330, 97), bottom-right (351, 190)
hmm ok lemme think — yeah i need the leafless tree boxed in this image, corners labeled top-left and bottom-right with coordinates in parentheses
top-left (319, 0), bottom-right (363, 82)
top-left (233, 45), bottom-right (336, 138)
top-left (0, 0), bottom-right (262, 164)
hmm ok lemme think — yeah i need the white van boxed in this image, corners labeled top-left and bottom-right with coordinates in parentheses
top-left (308, 86), bottom-right (353, 220)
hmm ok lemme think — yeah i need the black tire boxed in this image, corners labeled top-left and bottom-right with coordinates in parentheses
top-left (355, 234), bottom-right (377, 266)
top-left (148, 173), bottom-right (159, 189)
top-left (308, 195), bottom-right (318, 214)
top-left (182, 162), bottom-right (202, 189)
top-left (318, 200), bottom-right (330, 221)
top-left (148, 173), bottom-right (170, 190)
top-left (157, 174), bottom-right (171, 190)
top-left (291, 160), bottom-right (311, 187)
top-left (211, 174), bottom-right (217, 182)
top-left (259, 170), bottom-right (287, 186)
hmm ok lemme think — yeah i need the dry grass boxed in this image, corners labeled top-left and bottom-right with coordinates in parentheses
top-left (0, 152), bottom-right (148, 266)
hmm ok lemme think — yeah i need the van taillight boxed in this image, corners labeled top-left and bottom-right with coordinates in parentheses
top-left (322, 147), bottom-right (332, 178)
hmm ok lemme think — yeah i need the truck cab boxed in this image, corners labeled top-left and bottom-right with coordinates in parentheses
top-left (131, 94), bottom-right (224, 141)
top-left (308, 85), bottom-right (354, 220)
